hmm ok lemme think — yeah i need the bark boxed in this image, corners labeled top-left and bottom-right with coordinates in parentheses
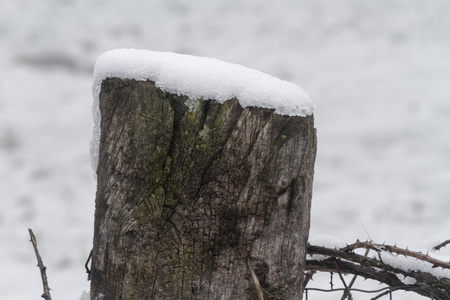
top-left (90, 78), bottom-right (317, 299)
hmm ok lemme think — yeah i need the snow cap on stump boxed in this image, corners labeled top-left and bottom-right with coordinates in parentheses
top-left (91, 48), bottom-right (314, 172)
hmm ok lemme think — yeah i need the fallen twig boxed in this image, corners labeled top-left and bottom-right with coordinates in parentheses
top-left (28, 228), bottom-right (52, 300)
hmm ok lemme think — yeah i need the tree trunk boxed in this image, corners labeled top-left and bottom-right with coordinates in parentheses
top-left (90, 78), bottom-right (317, 299)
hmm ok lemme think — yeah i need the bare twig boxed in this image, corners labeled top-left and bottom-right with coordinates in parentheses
top-left (371, 287), bottom-right (400, 300)
top-left (333, 260), bottom-right (352, 300)
top-left (342, 247), bottom-right (370, 300)
top-left (433, 239), bottom-right (450, 251)
top-left (28, 228), bottom-right (52, 300)
top-left (85, 249), bottom-right (93, 281)
top-left (330, 272), bottom-right (334, 290)
top-left (248, 259), bottom-right (265, 300)
top-left (303, 270), bottom-right (315, 288)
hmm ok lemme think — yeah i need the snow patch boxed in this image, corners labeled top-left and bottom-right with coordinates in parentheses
top-left (308, 235), bottom-right (347, 249)
top-left (90, 49), bottom-right (314, 174)
top-left (79, 291), bottom-right (90, 300)
top-left (396, 274), bottom-right (417, 285)
top-left (79, 291), bottom-right (105, 300)
top-left (378, 250), bottom-right (450, 280)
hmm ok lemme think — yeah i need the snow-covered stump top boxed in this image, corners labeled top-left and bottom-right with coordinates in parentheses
top-left (91, 49), bottom-right (314, 173)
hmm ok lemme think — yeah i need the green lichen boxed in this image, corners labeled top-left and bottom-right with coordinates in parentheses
top-left (185, 97), bottom-right (201, 113)
top-left (198, 123), bottom-right (210, 140)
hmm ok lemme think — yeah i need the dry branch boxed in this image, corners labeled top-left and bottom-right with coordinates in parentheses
top-left (433, 239), bottom-right (450, 251)
top-left (306, 242), bottom-right (450, 300)
top-left (28, 228), bottom-right (52, 300)
top-left (333, 260), bottom-right (352, 300)
top-left (341, 247), bottom-right (370, 300)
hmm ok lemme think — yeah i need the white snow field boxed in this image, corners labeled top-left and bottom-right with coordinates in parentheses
top-left (1, 1), bottom-right (450, 299)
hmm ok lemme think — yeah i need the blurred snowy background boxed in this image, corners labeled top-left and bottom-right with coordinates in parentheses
top-left (1, 0), bottom-right (449, 299)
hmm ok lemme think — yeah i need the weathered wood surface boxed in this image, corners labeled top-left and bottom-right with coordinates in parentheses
top-left (91, 78), bottom-right (317, 299)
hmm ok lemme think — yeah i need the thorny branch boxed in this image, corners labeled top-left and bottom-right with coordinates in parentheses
top-left (306, 239), bottom-right (450, 300)
top-left (28, 228), bottom-right (52, 300)
top-left (340, 240), bottom-right (450, 269)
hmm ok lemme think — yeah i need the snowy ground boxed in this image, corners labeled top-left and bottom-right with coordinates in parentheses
top-left (1, 1), bottom-right (449, 299)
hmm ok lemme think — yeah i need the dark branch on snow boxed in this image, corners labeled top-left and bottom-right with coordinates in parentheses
top-left (306, 240), bottom-right (450, 300)
top-left (28, 228), bottom-right (52, 300)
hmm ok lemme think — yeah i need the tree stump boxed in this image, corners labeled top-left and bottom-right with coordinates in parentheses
top-left (91, 78), bottom-right (317, 299)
